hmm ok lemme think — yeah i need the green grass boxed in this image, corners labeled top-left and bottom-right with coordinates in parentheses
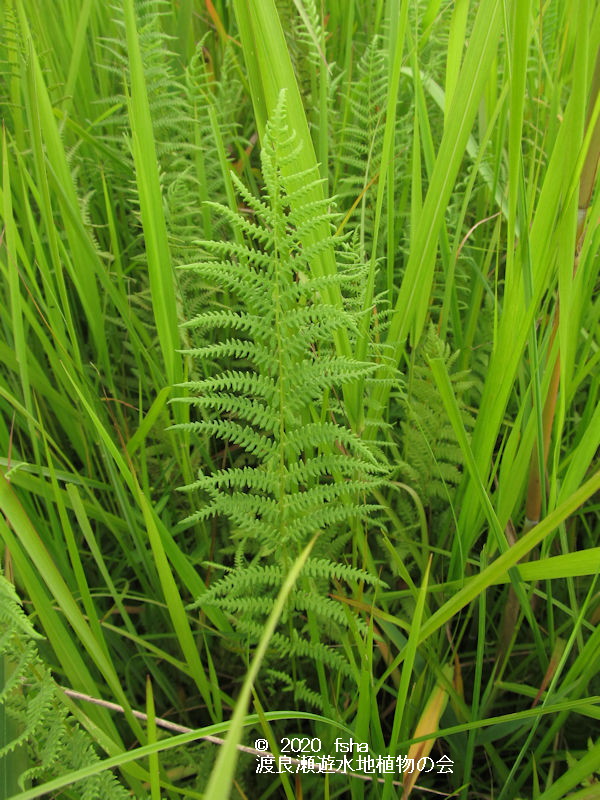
top-left (0, 1), bottom-right (599, 798)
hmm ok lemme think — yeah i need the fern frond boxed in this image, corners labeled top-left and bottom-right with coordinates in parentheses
top-left (0, 573), bottom-right (133, 798)
top-left (395, 325), bottom-right (475, 533)
top-left (175, 91), bottom-right (388, 688)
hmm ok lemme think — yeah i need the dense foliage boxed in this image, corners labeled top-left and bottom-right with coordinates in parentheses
top-left (0, 1), bottom-right (599, 798)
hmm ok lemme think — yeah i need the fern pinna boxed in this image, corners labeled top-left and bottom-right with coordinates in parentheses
top-left (172, 92), bottom-right (387, 696)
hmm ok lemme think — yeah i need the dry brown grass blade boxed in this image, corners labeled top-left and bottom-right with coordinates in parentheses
top-left (402, 663), bottom-right (453, 799)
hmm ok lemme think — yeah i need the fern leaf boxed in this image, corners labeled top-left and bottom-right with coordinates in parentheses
top-left (173, 91), bottom-right (388, 690)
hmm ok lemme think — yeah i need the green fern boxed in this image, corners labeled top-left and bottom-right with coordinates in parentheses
top-left (395, 325), bottom-right (475, 529)
top-left (101, 2), bottom-right (242, 247)
top-left (0, 572), bottom-right (135, 799)
top-left (172, 91), bottom-right (387, 688)
top-left (264, 669), bottom-right (325, 711)
top-left (334, 36), bottom-right (387, 242)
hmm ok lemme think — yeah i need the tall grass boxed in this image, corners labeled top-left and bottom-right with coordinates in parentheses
top-left (0, 1), bottom-right (599, 798)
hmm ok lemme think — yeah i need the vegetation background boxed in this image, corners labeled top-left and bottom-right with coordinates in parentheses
top-left (1, 0), bottom-right (600, 798)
